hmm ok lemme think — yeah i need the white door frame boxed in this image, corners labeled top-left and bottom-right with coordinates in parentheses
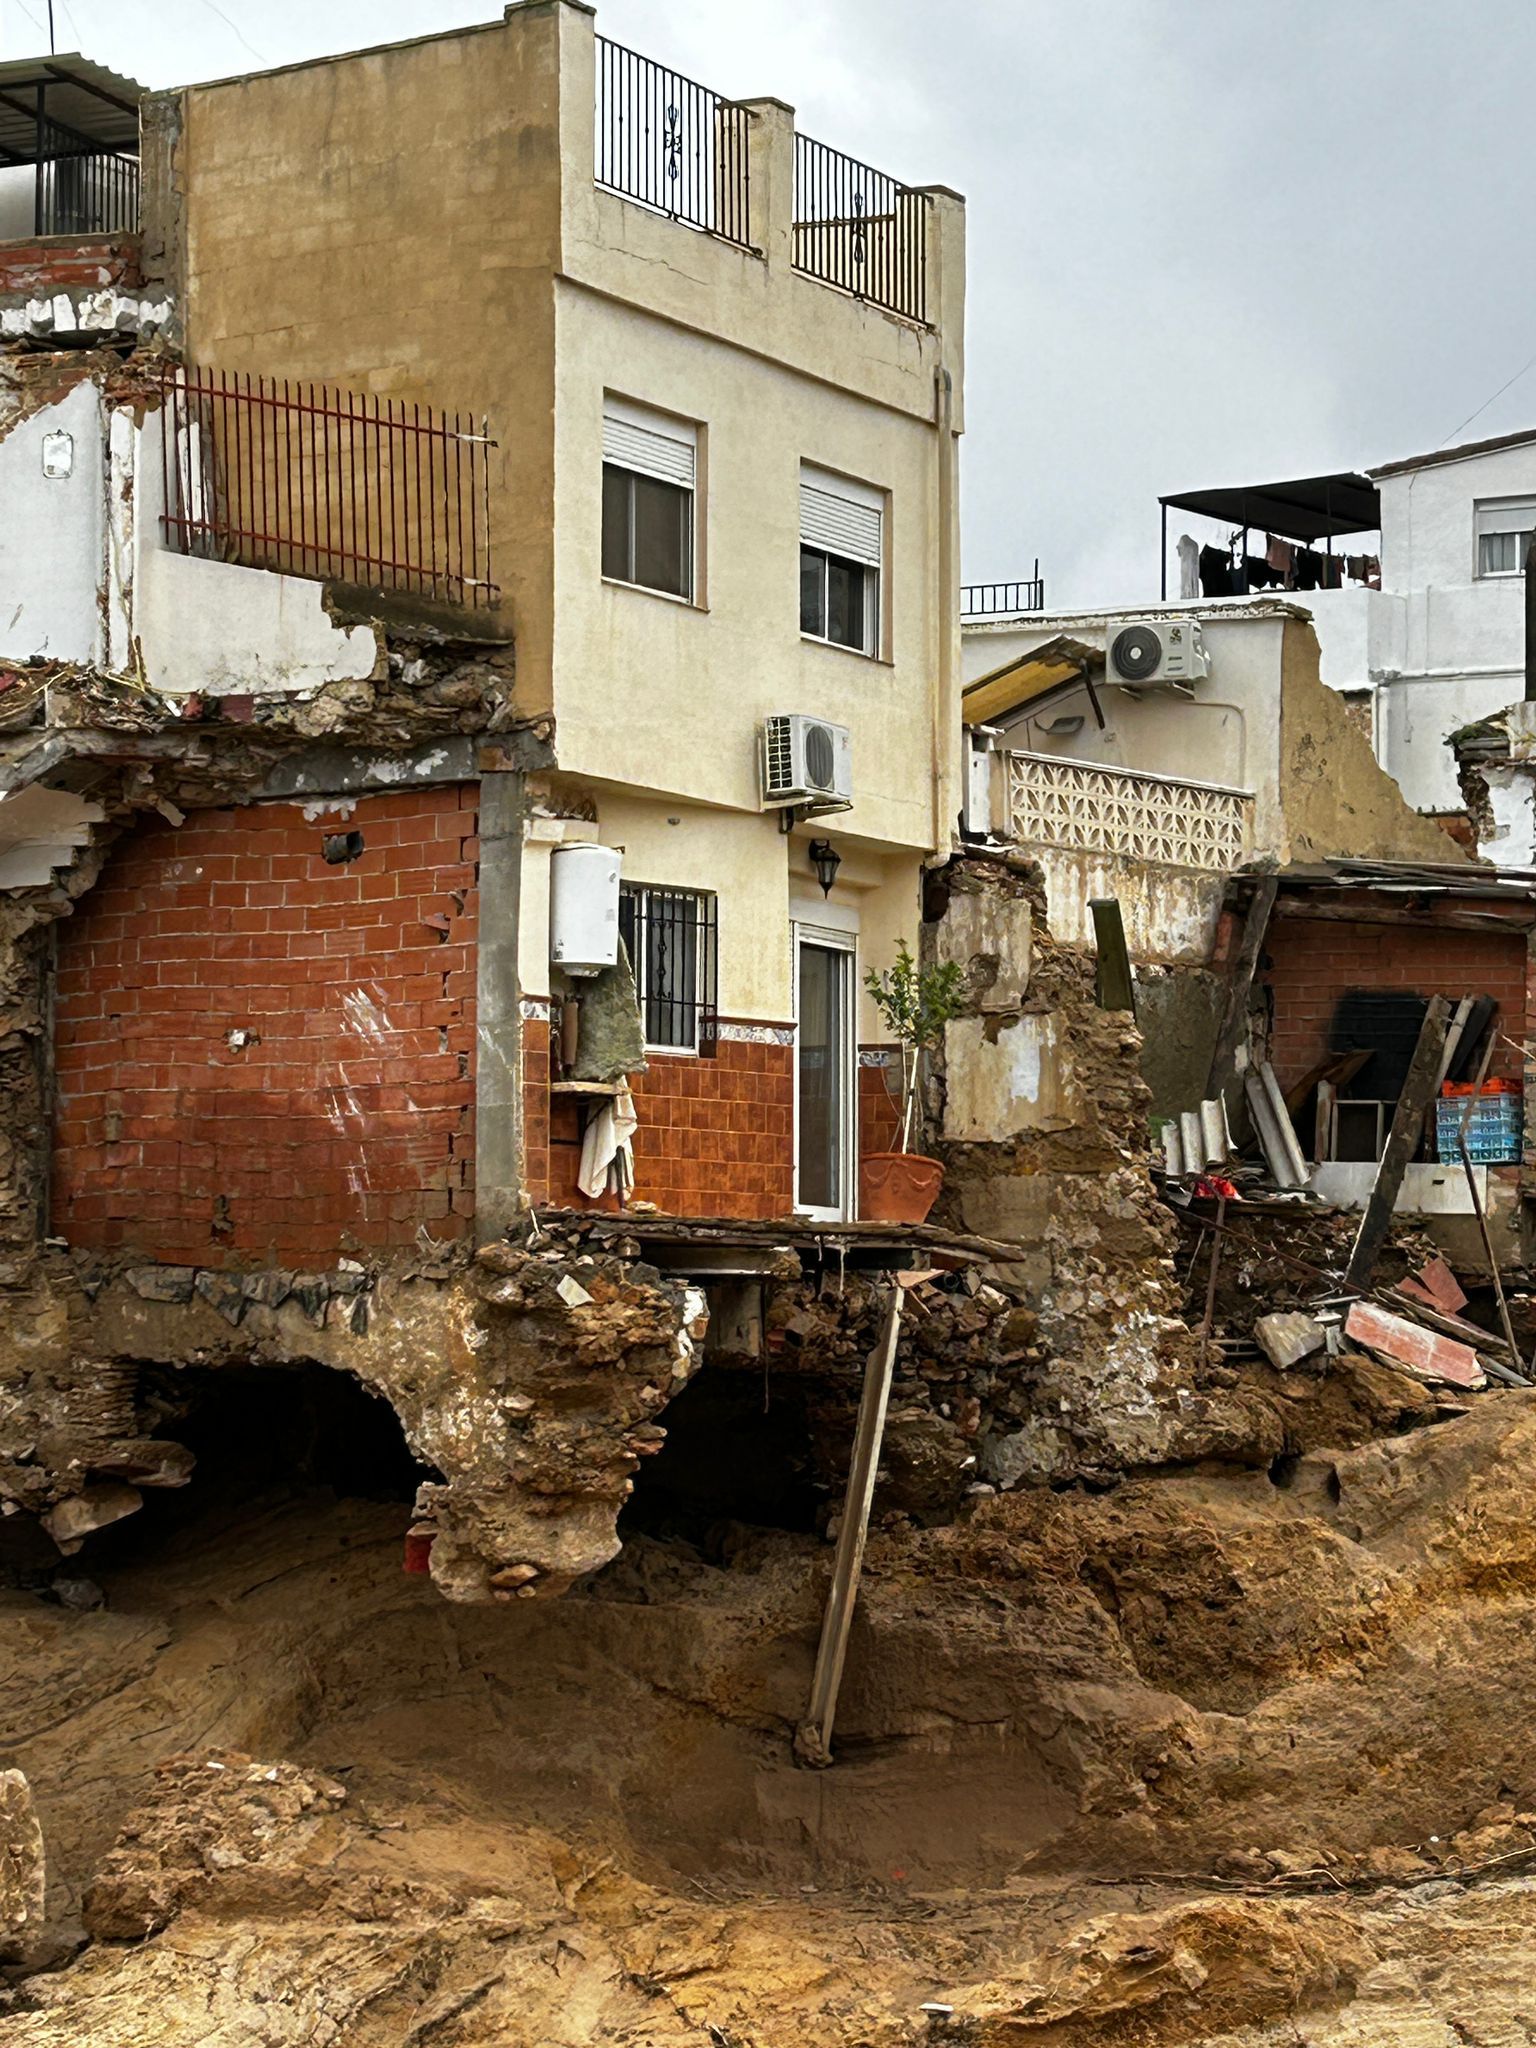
top-left (792, 919), bottom-right (857, 1222)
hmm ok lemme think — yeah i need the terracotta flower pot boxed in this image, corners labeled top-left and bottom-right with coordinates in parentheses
top-left (859, 1151), bottom-right (945, 1225)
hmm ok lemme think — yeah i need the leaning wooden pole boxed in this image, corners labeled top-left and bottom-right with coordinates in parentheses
top-left (795, 1283), bottom-right (906, 1768)
top-left (1345, 995), bottom-right (1452, 1294)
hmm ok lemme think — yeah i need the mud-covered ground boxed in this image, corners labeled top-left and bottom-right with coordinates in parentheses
top-left (9, 1360), bottom-right (1536, 2044)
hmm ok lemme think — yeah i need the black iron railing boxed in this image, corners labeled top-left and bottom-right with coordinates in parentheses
top-left (961, 570), bottom-right (1045, 619)
top-left (34, 125), bottom-right (139, 236)
top-left (157, 366), bottom-right (498, 608)
top-left (619, 882), bottom-right (719, 1055)
top-left (594, 37), bottom-right (751, 248)
top-left (792, 133), bottom-right (927, 323)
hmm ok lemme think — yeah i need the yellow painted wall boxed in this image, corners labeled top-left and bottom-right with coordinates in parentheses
top-left (550, 284), bottom-right (946, 850)
top-left (171, 10), bottom-right (564, 715)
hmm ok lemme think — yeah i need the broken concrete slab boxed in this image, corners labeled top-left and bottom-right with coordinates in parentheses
top-left (1254, 1312), bottom-right (1327, 1371)
top-left (41, 1482), bottom-right (143, 1553)
top-left (193, 1271), bottom-right (248, 1327)
top-left (1344, 1301), bottom-right (1487, 1392)
top-left (89, 1438), bottom-right (195, 1489)
top-left (1398, 1257), bottom-right (1470, 1317)
top-left (127, 1266), bottom-right (196, 1304)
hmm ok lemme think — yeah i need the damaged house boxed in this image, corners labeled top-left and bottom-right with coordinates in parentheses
top-left (960, 598), bottom-right (1536, 1272)
top-left (0, 7), bottom-right (995, 1612)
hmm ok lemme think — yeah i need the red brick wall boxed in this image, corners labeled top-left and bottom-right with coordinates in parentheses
top-left (1264, 913), bottom-right (1528, 1092)
top-left (52, 788), bottom-right (479, 1265)
top-left (0, 235), bottom-right (141, 298)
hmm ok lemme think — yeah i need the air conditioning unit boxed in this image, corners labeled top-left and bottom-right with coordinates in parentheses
top-left (761, 714), bottom-right (853, 810)
top-left (1104, 617), bottom-right (1209, 692)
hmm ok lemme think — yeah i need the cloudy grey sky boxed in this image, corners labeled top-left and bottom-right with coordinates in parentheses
top-left (11, 0), bottom-right (1536, 608)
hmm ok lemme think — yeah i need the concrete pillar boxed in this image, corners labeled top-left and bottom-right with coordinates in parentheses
top-left (739, 98), bottom-right (795, 268)
top-left (475, 772), bottom-right (527, 1243)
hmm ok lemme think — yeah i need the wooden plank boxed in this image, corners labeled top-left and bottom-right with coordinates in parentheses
top-left (1284, 1048), bottom-right (1371, 1115)
top-left (794, 1284), bottom-right (906, 1768)
top-left (1207, 876), bottom-right (1278, 1099)
top-left (1089, 898), bottom-right (1136, 1015)
top-left (1344, 995), bottom-right (1452, 1292)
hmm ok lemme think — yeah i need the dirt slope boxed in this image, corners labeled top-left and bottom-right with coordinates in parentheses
top-left (8, 1378), bottom-right (1536, 2041)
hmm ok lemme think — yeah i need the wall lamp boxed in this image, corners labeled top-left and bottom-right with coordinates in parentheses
top-left (808, 838), bottom-right (842, 897)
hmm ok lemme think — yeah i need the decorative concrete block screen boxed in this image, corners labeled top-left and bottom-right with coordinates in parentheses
top-left (1004, 751), bottom-right (1251, 872)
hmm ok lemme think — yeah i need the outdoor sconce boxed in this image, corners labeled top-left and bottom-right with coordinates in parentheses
top-left (808, 838), bottom-right (842, 897)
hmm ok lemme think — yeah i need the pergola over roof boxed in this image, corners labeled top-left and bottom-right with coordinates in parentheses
top-left (1160, 470), bottom-right (1380, 545)
top-left (0, 54), bottom-right (143, 165)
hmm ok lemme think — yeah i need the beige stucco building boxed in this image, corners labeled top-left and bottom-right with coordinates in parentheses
top-left (142, 0), bottom-right (965, 1224)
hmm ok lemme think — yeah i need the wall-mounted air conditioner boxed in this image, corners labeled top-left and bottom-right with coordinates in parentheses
top-left (760, 714), bottom-right (853, 811)
top-left (1104, 618), bottom-right (1210, 692)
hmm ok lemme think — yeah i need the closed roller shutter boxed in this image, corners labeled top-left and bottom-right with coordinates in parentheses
top-left (800, 467), bottom-right (882, 567)
top-left (603, 402), bottom-right (696, 490)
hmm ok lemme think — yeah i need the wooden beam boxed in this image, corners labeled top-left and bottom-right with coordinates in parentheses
top-left (794, 1284), bottom-right (905, 1768)
top-left (1272, 897), bottom-right (1535, 934)
top-left (1344, 995), bottom-right (1452, 1292)
top-left (1206, 875), bottom-right (1277, 1099)
top-left (1089, 897), bottom-right (1135, 1015)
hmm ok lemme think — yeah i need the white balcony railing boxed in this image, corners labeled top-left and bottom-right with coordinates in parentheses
top-left (1002, 750), bottom-right (1252, 871)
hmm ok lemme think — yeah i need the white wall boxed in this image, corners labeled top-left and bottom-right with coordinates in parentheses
top-left (0, 380), bottom-right (104, 666)
top-left (963, 605), bottom-right (1287, 855)
top-left (1359, 443), bottom-right (1536, 813)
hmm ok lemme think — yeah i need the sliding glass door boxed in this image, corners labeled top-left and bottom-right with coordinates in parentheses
top-left (795, 926), bottom-right (855, 1220)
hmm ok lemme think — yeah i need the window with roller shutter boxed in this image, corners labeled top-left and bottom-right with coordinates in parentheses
top-left (799, 465), bottom-right (883, 656)
top-left (602, 398), bottom-right (697, 601)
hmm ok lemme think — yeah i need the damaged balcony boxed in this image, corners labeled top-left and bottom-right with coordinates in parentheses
top-left (157, 365), bottom-right (501, 623)
top-left (0, 55), bottom-right (151, 341)
top-left (1, 354), bottom-right (504, 714)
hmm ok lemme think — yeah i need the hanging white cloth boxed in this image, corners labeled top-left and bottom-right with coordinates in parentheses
top-left (578, 1080), bottom-right (638, 1199)
top-left (1177, 532), bottom-right (1200, 601)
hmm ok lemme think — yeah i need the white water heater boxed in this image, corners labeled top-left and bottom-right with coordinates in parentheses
top-left (549, 842), bottom-right (621, 978)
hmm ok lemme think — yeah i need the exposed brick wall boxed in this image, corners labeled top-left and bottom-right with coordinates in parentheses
top-left (1264, 913), bottom-right (1528, 1094)
top-left (52, 788), bottom-right (479, 1265)
top-left (0, 234), bottom-right (142, 297)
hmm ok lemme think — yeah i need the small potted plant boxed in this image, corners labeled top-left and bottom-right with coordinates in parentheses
top-left (860, 940), bottom-right (965, 1225)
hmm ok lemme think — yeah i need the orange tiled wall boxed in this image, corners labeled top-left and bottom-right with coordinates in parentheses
top-left (859, 1045), bottom-right (902, 1160)
top-left (524, 1018), bottom-right (794, 1220)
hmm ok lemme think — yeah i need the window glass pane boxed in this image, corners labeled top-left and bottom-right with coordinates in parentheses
top-left (797, 942), bottom-right (846, 1210)
top-left (1480, 531), bottom-right (1514, 574)
top-left (825, 555), bottom-right (869, 651)
top-left (645, 890), bottom-right (699, 1047)
top-left (800, 547), bottom-right (826, 635)
top-left (631, 472), bottom-right (690, 597)
top-left (619, 884), bottom-right (711, 1050)
top-left (602, 465), bottom-right (631, 581)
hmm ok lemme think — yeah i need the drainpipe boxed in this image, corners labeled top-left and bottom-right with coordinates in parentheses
top-left (934, 364), bottom-right (957, 856)
top-left (1526, 535), bottom-right (1536, 701)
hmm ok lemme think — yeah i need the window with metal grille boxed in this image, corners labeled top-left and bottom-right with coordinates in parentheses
top-left (602, 399), bottom-right (697, 601)
top-left (619, 883), bottom-right (718, 1054)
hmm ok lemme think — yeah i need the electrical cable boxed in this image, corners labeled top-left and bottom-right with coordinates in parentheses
top-left (1438, 341), bottom-right (1536, 452)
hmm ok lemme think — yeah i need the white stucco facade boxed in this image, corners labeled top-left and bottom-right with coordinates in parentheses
top-left (0, 374), bottom-right (382, 694)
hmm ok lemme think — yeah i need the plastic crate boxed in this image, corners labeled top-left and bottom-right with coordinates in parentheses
top-left (1437, 1087), bottom-right (1523, 1165)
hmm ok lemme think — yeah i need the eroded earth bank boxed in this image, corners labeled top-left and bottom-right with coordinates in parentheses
top-left (6, 919), bottom-right (1536, 2044)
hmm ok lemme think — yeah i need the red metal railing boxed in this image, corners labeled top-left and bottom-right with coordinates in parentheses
top-left (157, 367), bottom-right (498, 608)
